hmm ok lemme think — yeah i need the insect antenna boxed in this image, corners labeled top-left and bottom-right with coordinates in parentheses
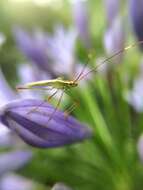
top-left (73, 62), bottom-right (89, 82)
top-left (73, 53), bottom-right (94, 82)
top-left (77, 40), bottom-right (143, 82)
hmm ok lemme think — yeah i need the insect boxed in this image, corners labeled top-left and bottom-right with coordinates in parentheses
top-left (16, 40), bottom-right (143, 120)
top-left (17, 77), bottom-right (78, 91)
top-left (16, 78), bottom-right (80, 120)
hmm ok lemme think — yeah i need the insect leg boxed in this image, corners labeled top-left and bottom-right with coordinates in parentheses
top-left (63, 90), bottom-right (80, 118)
top-left (16, 86), bottom-right (54, 91)
top-left (73, 62), bottom-right (89, 82)
top-left (27, 88), bottom-right (58, 115)
top-left (64, 101), bottom-right (79, 119)
top-left (47, 90), bottom-right (64, 122)
top-left (48, 89), bottom-right (58, 102)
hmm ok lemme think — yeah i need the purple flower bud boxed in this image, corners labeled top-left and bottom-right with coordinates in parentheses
top-left (129, 0), bottom-right (143, 48)
top-left (103, 0), bottom-right (119, 26)
top-left (72, 0), bottom-right (91, 48)
top-left (0, 99), bottom-right (92, 148)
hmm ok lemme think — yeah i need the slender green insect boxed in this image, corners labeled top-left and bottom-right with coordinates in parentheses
top-left (17, 77), bottom-right (78, 91)
top-left (16, 40), bottom-right (143, 119)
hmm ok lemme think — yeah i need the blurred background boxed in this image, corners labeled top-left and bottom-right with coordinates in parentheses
top-left (1, 0), bottom-right (143, 189)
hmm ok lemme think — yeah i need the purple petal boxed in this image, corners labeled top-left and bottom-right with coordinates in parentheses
top-left (47, 25), bottom-right (77, 76)
top-left (0, 173), bottom-right (34, 190)
top-left (0, 150), bottom-right (32, 175)
top-left (0, 130), bottom-right (16, 148)
top-left (0, 99), bottom-right (92, 148)
top-left (125, 61), bottom-right (143, 112)
top-left (72, 0), bottom-right (91, 48)
top-left (0, 68), bottom-right (17, 105)
top-left (104, 17), bottom-right (125, 63)
top-left (17, 63), bottom-right (46, 99)
top-left (103, 0), bottom-right (119, 25)
top-left (13, 27), bottom-right (53, 73)
top-left (129, 0), bottom-right (143, 48)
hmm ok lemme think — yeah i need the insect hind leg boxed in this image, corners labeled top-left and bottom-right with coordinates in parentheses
top-left (27, 88), bottom-right (58, 115)
top-left (47, 90), bottom-right (64, 123)
top-left (64, 101), bottom-right (79, 119)
top-left (63, 90), bottom-right (80, 119)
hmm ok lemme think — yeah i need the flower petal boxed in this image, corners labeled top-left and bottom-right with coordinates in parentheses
top-left (0, 150), bottom-right (32, 175)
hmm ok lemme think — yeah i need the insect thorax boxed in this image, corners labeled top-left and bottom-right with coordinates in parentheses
top-left (62, 81), bottom-right (78, 90)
